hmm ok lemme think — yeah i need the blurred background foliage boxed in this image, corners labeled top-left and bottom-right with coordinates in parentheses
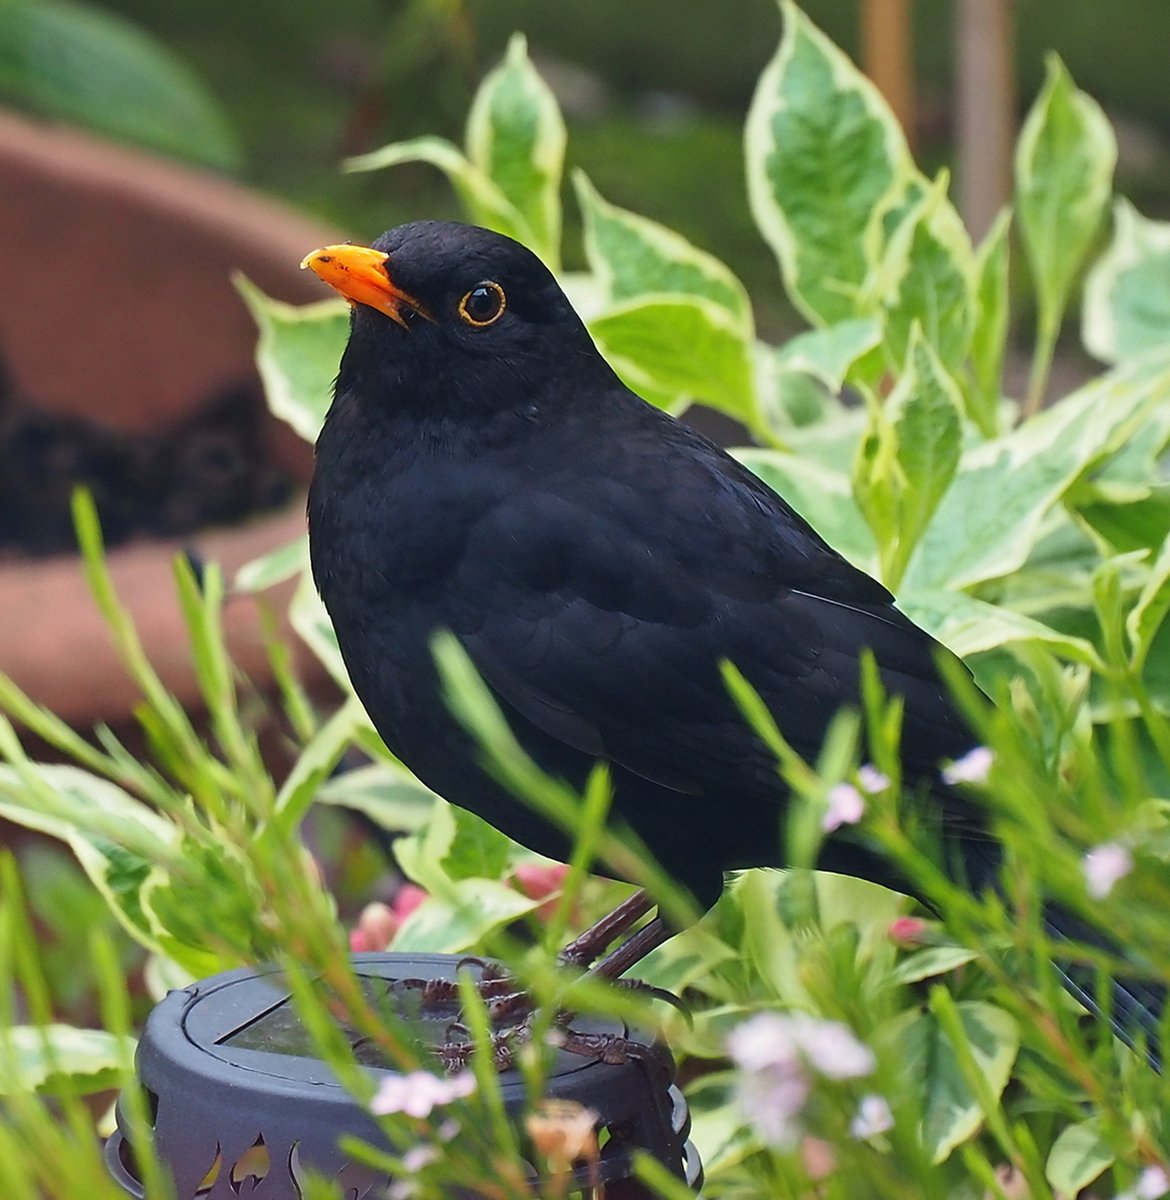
top-left (5, 0), bottom-right (1170, 331)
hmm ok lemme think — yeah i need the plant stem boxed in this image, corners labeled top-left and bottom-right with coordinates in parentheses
top-left (1023, 307), bottom-right (1059, 420)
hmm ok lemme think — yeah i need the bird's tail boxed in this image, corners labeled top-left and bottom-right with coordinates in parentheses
top-left (1043, 903), bottom-right (1165, 1070)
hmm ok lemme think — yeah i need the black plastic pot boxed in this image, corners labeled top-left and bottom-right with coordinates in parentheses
top-left (105, 953), bottom-right (702, 1199)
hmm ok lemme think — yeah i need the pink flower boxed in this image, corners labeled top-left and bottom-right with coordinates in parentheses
top-left (850, 1094), bottom-right (893, 1138)
top-left (823, 782), bottom-right (865, 832)
top-left (370, 1070), bottom-right (476, 1118)
top-left (1083, 841), bottom-right (1133, 899)
top-left (888, 916), bottom-right (928, 946)
top-left (941, 746), bottom-right (994, 786)
top-left (513, 862), bottom-right (570, 920)
top-left (393, 883), bottom-right (429, 919)
top-left (350, 901), bottom-right (397, 953)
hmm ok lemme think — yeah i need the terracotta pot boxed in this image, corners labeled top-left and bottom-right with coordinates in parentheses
top-left (0, 108), bottom-right (341, 728)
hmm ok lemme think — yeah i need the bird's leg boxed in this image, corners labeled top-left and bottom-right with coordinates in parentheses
top-left (586, 915), bottom-right (671, 982)
top-left (432, 896), bottom-right (675, 1072)
top-left (558, 888), bottom-right (657, 968)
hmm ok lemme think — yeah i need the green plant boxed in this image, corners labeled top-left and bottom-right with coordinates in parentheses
top-left (0, 0), bottom-right (241, 168)
top-left (5, 2), bottom-right (1170, 1196)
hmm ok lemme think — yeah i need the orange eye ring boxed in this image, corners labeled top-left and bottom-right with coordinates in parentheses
top-left (458, 281), bottom-right (507, 327)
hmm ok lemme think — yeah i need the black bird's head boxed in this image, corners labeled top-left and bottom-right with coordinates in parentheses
top-left (302, 221), bottom-right (601, 420)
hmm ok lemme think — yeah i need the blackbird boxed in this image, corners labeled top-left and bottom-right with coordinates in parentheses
top-left (303, 221), bottom-right (1161, 1054)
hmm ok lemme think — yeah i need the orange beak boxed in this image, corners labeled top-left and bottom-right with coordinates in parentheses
top-left (299, 243), bottom-right (430, 328)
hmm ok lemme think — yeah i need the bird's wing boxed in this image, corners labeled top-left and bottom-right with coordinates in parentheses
top-left (446, 433), bottom-right (973, 802)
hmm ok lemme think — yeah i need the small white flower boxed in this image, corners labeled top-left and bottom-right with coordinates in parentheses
top-left (857, 764), bottom-right (890, 794)
top-left (1083, 841), bottom-right (1133, 899)
top-left (823, 782), bottom-right (865, 832)
top-left (727, 1012), bottom-right (876, 1148)
top-left (371, 1069), bottom-right (476, 1118)
top-left (941, 746), bottom-right (994, 785)
top-left (1117, 1164), bottom-right (1170, 1200)
top-left (850, 1094), bottom-right (893, 1138)
top-left (792, 1016), bottom-right (876, 1079)
top-left (401, 1145), bottom-right (438, 1174)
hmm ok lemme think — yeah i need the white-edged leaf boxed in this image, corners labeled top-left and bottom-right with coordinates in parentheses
top-left (745, 0), bottom-right (913, 324)
top-left (1083, 198), bottom-right (1170, 364)
top-left (878, 174), bottom-right (976, 375)
top-left (344, 135), bottom-right (524, 242)
top-left (236, 276), bottom-right (348, 443)
top-left (900, 588), bottom-right (1102, 665)
top-left (575, 171), bottom-right (751, 331)
top-left (466, 34), bottom-right (565, 266)
top-left (273, 696), bottom-right (368, 829)
top-left (0, 763), bottom-right (171, 853)
top-left (289, 570), bottom-right (351, 690)
top-left (774, 318), bottom-right (881, 392)
top-left (1046, 1118), bottom-right (1114, 1195)
top-left (889, 1000), bottom-right (1019, 1164)
top-left (969, 209), bottom-right (1012, 434)
top-left (1127, 535), bottom-right (1170, 670)
top-left (589, 294), bottom-right (757, 422)
top-left (233, 535), bottom-right (308, 594)
top-left (0, 1025), bottom-right (134, 1096)
top-left (891, 945), bottom-right (980, 985)
top-left (904, 352), bottom-right (1170, 590)
top-left (317, 760), bottom-right (438, 833)
top-left (1015, 55), bottom-right (1115, 335)
top-left (390, 878), bottom-right (539, 954)
top-left (887, 328), bottom-right (964, 552)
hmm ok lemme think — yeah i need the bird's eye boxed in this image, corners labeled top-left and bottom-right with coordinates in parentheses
top-left (457, 281), bottom-right (506, 327)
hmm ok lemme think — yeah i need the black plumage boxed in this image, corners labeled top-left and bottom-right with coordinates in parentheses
top-left (305, 221), bottom-right (1160, 1055)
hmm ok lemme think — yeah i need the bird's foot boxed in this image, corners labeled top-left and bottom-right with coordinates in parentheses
top-left (436, 1005), bottom-right (660, 1074)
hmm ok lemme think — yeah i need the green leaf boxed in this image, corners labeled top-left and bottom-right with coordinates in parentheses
top-left (0, 1025), bottom-right (133, 1096)
top-left (899, 588), bottom-right (1102, 666)
top-left (466, 34), bottom-right (566, 267)
top-left (289, 570), bottom-right (350, 690)
top-left (575, 172), bottom-right (751, 331)
top-left (1015, 56), bottom-right (1115, 342)
top-left (745, 0), bottom-right (912, 324)
top-left (441, 804), bottom-right (517, 884)
top-left (394, 795), bottom-right (458, 894)
top-left (890, 1000), bottom-right (1019, 1164)
top-left (68, 835), bottom-right (157, 952)
top-left (878, 174), bottom-right (976, 376)
top-left (316, 762), bottom-right (438, 833)
top-left (854, 328), bottom-right (963, 589)
top-left (774, 318), bottom-right (881, 392)
top-left (1045, 1118), bottom-right (1114, 1195)
top-left (271, 697), bottom-right (369, 836)
top-left (1076, 487), bottom-right (1170, 556)
top-left (1126, 536), bottom-right (1170, 671)
top-left (390, 878), bottom-right (539, 954)
top-left (0, 0), bottom-right (240, 169)
top-left (886, 331), bottom-right (964, 559)
top-left (891, 945), bottom-right (979, 985)
top-left (968, 210), bottom-right (1012, 435)
top-left (344, 136), bottom-right (525, 244)
top-left (904, 352), bottom-right (1170, 590)
top-left (0, 764), bottom-right (171, 855)
top-left (234, 536), bottom-right (308, 594)
top-left (588, 295), bottom-right (757, 422)
top-left (236, 276), bottom-right (349, 443)
top-left (1083, 199), bottom-right (1170, 364)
